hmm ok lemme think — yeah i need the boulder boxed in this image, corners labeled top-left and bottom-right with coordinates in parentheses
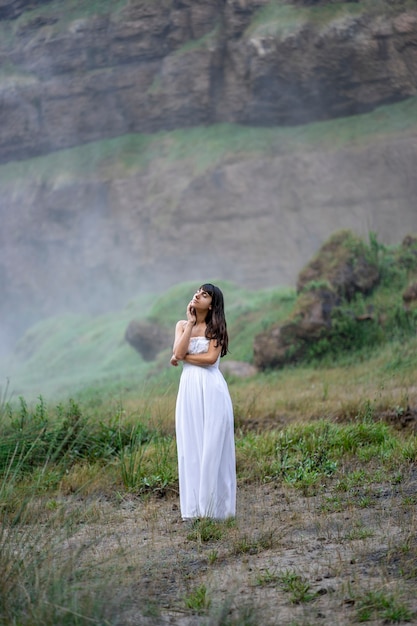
top-left (398, 234), bottom-right (417, 271)
top-left (220, 359), bottom-right (258, 378)
top-left (125, 320), bottom-right (171, 361)
top-left (402, 234), bottom-right (417, 247)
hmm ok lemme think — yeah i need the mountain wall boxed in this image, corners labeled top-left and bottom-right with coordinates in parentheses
top-left (1, 0), bottom-right (417, 162)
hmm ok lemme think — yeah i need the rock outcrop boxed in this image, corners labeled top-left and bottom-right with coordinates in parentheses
top-left (253, 230), bottom-right (381, 370)
top-left (296, 229), bottom-right (380, 299)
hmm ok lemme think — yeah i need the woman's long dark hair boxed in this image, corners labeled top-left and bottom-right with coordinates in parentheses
top-left (200, 283), bottom-right (229, 357)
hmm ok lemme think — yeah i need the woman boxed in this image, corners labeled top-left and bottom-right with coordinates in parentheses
top-left (170, 283), bottom-right (236, 520)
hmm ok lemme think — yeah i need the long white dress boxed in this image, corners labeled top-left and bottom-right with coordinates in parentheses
top-left (175, 336), bottom-right (236, 520)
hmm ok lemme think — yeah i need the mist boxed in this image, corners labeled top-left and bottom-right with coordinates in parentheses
top-left (1, 0), bottom-right (417, 382)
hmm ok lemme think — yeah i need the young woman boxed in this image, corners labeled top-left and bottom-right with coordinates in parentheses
top-left (170, 283), bottom-right (236, 520)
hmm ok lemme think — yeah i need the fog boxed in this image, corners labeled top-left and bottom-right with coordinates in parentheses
top-left (2, 118), bottom-right (417, 363)
top-left (1, 0), bottom-right (417, 371)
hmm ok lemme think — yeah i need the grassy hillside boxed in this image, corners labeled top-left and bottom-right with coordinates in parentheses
top-left (2, 229), bottom-right (417, 410)
top-left (0, 281), bottom-right (296, 401)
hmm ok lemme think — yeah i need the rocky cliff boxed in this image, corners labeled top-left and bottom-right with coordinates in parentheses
top-left (1, 0), bottom-right (417, 350)
top-left (1, 0), bottom-right (417, 162)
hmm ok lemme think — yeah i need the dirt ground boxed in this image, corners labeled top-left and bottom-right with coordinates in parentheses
top-left (60, 466), bottom-right (417, 626)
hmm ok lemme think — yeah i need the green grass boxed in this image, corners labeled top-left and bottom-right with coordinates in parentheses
top-left (355, 589), bottom-right (413, 623)
top-left (0, 133), bottom-right (161, 186)
top-left (186, 518), bottom-right (227, 543)
top-left (246, 0), bottom-right (364, 39)
top-left (235, 418), bottom-right (417, 496)
top-left (2, 390), bottom-right (415, 504)
top-left (232, 529), bottom-right (276, 555)
top-left (173, 25), bottom-right (220, 57)
top-left (184, 584), bottom-right (211, 614)
top-left (246, 0), bottom-right (414, 39)
top-left (264, 231), bottom-right (417, 367)
top-left (2, 293), bottom-right (156, 399)
top-left (278, 569), bottom-right (316, 604)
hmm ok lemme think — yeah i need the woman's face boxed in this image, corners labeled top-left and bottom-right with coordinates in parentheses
top-left (192, 288), bottom-right (212, 312)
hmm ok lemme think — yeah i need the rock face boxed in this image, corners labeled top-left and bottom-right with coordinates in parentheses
top-left (253, 230), bottom-right (381, 370)
top-left (1, 0), bottom-right (417, 162)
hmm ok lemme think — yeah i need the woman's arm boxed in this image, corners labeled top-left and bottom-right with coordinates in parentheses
top-left (172, 301), bottom-right (197, 360)
top-left (183, 340), bottom-right (221, 366)
top-left (172, 319), bottom-right (194, 360)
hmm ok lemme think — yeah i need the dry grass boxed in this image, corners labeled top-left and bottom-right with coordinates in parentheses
top-left (122, 347), bottom-right (417, 436)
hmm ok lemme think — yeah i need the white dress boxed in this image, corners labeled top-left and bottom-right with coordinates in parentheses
top-left (175, 336), bottom-right (236, 520)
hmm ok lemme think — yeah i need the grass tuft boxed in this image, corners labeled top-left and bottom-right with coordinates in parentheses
top-left (355, 588), bottom-right (413, 623)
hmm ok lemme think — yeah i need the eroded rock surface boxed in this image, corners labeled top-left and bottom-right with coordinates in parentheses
top-left (1, 0), bottom-right (417, 162)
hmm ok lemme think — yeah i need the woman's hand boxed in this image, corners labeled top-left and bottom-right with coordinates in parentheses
top-left (170, 354), bottom-right (179, 366)
top-left (186, 301), bottom-right (197, 325)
